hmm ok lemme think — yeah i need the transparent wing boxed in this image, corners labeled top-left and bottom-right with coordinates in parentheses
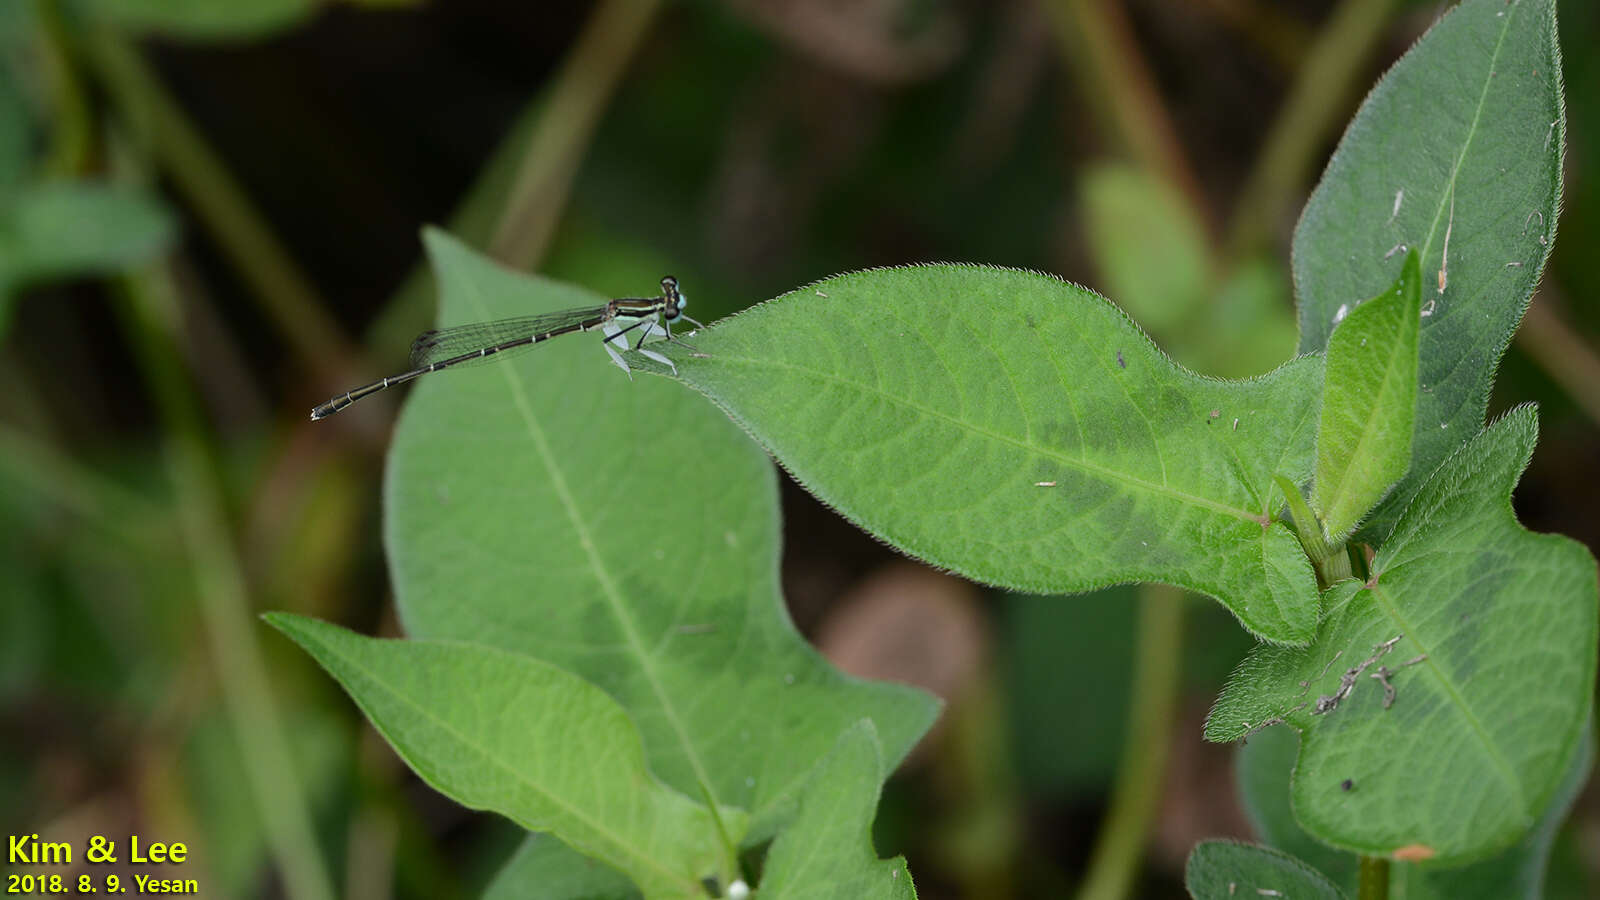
top-left (408, 306), bottom-right (607, 368)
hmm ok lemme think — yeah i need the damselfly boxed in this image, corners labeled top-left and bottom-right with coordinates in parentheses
top-left (310, 276), bottom-right (701, 420)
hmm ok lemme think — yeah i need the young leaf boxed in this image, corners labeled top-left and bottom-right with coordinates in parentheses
top-left (1184, 840), bottom-right (1344, 900)
top-left (265, 614), bottom-right (743, 900)
top-left (1207, 406), bottom-right (1598, 862)
top-left (1293, 0), bottom-right (1564, 542)
top-left (758, 720), bottom-right (916, 900)
top-left (1312, 251), bottom-right (1421, 541)
top-left (650, 264), bottom-right (1324, 644)
top-left (387, 231), bottom-right (939, 842)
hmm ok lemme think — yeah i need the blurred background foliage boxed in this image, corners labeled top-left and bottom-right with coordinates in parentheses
top-left (0, 0), bottom-right (1596, 898)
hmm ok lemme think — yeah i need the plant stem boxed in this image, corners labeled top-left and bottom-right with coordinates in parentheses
top-left (0, 421), bottom-right (169, 546)
top-left (1517, 294), bottom-right (1600, 428)
top-left (113, 262), bottom-right (336, 900)
top-left (1226, 0), bottom-right (1399, 257)
top-left (488, 0), bottom-right (666, 267)
top-left (366, 0), bottom-right (665, 366)
top-left (1073, 585), bottom-right (1185, 900)
top-left (32, 0), bottom-right (93, 176)
top-left (1042, 0), bottom-right (1213, 245)
top-left (1358, 855), bottom-right (1390, 900)
top-left (85, 31), bottom-right (359, 384)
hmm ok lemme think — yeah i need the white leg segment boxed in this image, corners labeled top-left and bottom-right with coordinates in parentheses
top-left (600, 321), bottom-right (633, 376)
top-left (638, 347), bottom-right (676, 374)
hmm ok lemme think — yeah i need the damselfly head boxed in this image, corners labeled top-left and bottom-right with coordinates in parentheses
top-left (660, 275), bottom-right (685, 318)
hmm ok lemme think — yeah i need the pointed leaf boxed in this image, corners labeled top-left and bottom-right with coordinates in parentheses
top-left (650, 264), bottom-right (1323, 644)
top-left (1312, 251), bottom-right (1421, 540)
top-left (1207, 406), bottom-right (1598, 861)
top-left (1184, 840), bottom-right (1344, 900)
top-left (759, 720), bottom-right (917, 900)
top-left (1293, 0), bottom-right (1564, 541)
top-left (386, 231), bottom-right (938, 842)
top-left (265, 614), bottom-right (739, 900)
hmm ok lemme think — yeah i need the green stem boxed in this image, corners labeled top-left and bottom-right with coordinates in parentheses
top-left (1358, 855), bottom-right (1390, 900)
top-left (488, 0), bottom-right (666, 267)
top-left (0, 421), bottom-right (169, 547)
top-left (32, 0), bottom-right (93, 176)
top-left (1517, 295), bottom-right (1600, 428)
top-left (113, 263), bottom-right (336, 900)
top-left (366, 0), bottom-right (665, 367)
top-left (85, 31), bottom-right (358, 383)
top-left (1226, 0), bottom-right (1399, 257)
top-left (1073, 585), bottom-right (1185, 900)
top-left (1042, 0), bottom-right (1214, 245)
top-left (1272, 475), bottom-right (1353, 589)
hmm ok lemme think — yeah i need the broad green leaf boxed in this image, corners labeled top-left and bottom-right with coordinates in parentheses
top-left (1206, 405), bottom-right (1597, 862)
top-left (647, 264), bottom-right (1324, 644)
top-left (1293, 0), bottom-right (1563, 542)
top-left (759, 720), bottom-right (916, 900)
top-left (266, 614), bottom-right (741, 900)
top-left (1081, 163), bottom-right (1210, 335)
top-left (1312, 251), bottom-right (1422, 540)
top-left (387, 231), bottom-right (939, 843)
top-left (1237, 718), bottom-right (1594, 899)
top-left (0, 180), bottom-right (176, 301)
top-left (1392, 724), bottom-right (1593, 897)
top-left (1184, 840), bottom-right (1344, 900)
top-left (484, 836), bottom-right (638, 900)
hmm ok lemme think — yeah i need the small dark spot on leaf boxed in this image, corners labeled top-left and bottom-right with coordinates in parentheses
top-left (1116, 349), bottom-right (1125, 369)
top-left (1341, 779), bottom-right (1354, 792)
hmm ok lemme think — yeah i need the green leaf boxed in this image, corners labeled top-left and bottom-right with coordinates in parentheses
top-left (1391, 724), bottom-right (1594, 898)
top-left (759, 720), bottom-right (917, 900)
top-left (1081, 163), bottom-right (1210, 335)
top-left (483, 836), bottom-right (639, 900)
top-left (1235, 727), bottom-right (1357, 892)
top-left (386, 231), bottom-right (939, 842)
top-left (651, 264), bottom-right (1323, 644)
top-left (265, 613), bottom-right (740, 900)
top-left (1292, 0), bottom-right (1564, 542)
top-left (0, 180), bottom-right (176, 303)
top-left (1206, 405), bottom-right (1598, 862)
top-left (1237, 719), bottom-right (1595, 899)
top-left (1312, 251), bottom-right (1422, 540)
top-left (1184, 840), bottom-right (1345, 900)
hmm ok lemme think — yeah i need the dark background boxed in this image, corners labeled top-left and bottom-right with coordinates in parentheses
top-left (3, 1), bottom-right (1597, 897)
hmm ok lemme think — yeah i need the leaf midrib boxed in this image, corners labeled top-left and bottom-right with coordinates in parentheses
top-left (701, 351), bottom-right (1271, 524)
top-left (1320, 321), bottom-right (1413, 532)
top-left (454, 280), bottom-right (734, 848)
top-left (329, 638), bottom-right (704, 894)
top-left (1415, 4), bottom-right (1521, 269)
top-left (1364, 581), bottom-right (1530, 821)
